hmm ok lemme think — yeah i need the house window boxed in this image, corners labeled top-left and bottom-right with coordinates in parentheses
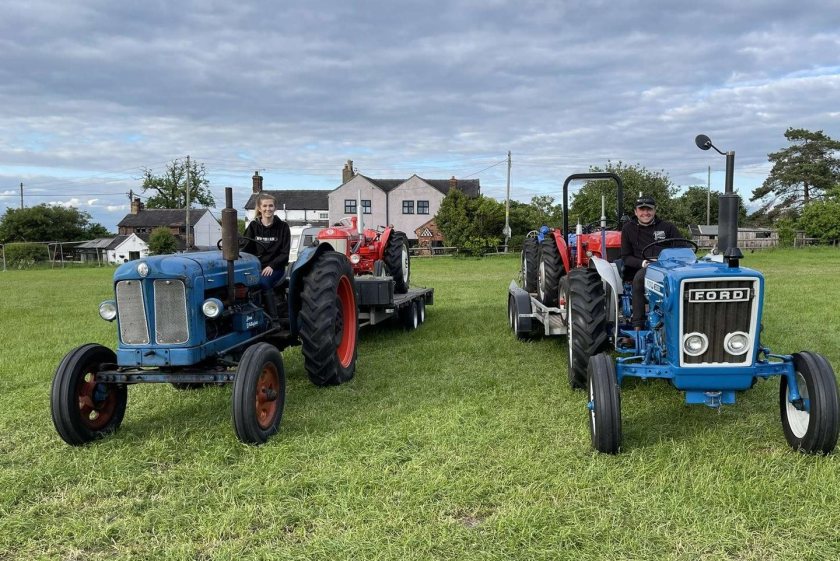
top-left (344, 199), bottom-right (357, 214)
top-left (319, 212), bottom-right (329, 219)
top-left (417, 200), bottom-right (430, 215)
top-left (402, 200), bottom-right (414, 214)
top-left (362, 200), bottom-right (372, 214)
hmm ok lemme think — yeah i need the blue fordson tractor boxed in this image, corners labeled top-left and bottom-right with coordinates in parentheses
top-left (574, 135), bottom-right (840, 454)
top-left (50, 188), bottom-right (359, 446)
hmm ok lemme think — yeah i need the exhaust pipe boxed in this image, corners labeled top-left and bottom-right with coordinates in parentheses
top-left (220, 187), bottom-right (239, 304)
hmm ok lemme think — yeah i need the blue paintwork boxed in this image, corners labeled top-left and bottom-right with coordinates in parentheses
top-left (614, 248), bottom-right (797, 405)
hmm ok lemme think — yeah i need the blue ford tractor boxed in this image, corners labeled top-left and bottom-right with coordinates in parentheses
top-left (573, 135), bottom-right (840, 454)
top-left (50, 188), bottom-right (359, 445)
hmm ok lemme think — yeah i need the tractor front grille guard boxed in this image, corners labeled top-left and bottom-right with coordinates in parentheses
top-left (116, 279), bottom-right (189, 345)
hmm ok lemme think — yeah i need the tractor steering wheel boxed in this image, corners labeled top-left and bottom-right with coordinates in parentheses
top-left (217, 236), bottom-right (269, 256)
top-left (641, 238), bottom-right (698, 261)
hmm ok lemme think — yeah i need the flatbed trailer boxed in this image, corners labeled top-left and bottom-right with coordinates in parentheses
top-left (355, 277), bottom-right (434, 329)
top-left (507, 280), bottom-right (567, 338)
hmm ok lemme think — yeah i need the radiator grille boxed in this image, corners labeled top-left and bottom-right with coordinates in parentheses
top-left (116, 280), bottom-right (149, 344)
top-left (681, 279), bottom-right (756, 365)
top-left (154, 279), bottom-right (189, 344)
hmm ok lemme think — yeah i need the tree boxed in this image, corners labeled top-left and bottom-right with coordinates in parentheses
top-left (798, 200), bottom-right (840, 244)
top-left (570, 161), bottom-right (678, 227)
top-left (750, 128), bottom-right (840, 219)
top-left (148, 227), bottom-right (178, 255)
top-left (435, 189), bottom-right (504, 253)
top-left (671, 186), bottom-right (747, 228)
top-left (0, 204), bottom-right (110, 243)
top-left (142, 159), bottom-right (215, 209)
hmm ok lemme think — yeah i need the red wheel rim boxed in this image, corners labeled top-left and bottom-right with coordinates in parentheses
top-left (255, 363), bottom-right (280, 430)
top-left (336, 275), bottom-right (357, 368)
top-left (77, 372), bottom-right (117, 430)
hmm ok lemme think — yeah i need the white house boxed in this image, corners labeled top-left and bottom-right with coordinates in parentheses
top-left (76, 234), bottom-right (150, 264)
top-left (243, 171), bottom-right (330, 227)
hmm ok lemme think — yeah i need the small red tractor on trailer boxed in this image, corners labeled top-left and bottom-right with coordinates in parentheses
top-left (317, 216), bottom-right (411, 294)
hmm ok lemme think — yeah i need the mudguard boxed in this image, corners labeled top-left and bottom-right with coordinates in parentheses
top-left (287, 243), bottom-right (339, 337)
top-left (550, 230), bottom-right (573, 274)
top-left (589, 255), bottom-right (623, 343)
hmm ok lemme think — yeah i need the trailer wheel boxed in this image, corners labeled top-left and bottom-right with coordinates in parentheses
top-left (51, 344), bottom-right (127, 446)
top-left (588, 353), bottom-right (622, 454)
top-left (538, 236), bottom-right (564, 306)
top-left (400, 301), bottom-right (420, 330)
top-left (522, 237), bottom-right (540, 293)
top-left (417, 297), bottom-right (426, 324)
top-left (509, 294), bottom-right (533, 340)
top-left (780, 352), bottom-right (840, 454)
top-left (566, 267), bottom-right (608, 390)
top-left (299, 251), bottom-right (359, 386)
top-left (232, 343), bottom-right (285, 445)
top-left (384, 231), bottom-right (410, 294)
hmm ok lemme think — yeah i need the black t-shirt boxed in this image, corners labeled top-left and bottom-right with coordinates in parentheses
top-left (243, 216), bottom-right (291, 270)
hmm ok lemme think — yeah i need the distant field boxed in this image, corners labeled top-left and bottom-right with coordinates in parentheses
top-left (1, 248), bottom-right (840, 560)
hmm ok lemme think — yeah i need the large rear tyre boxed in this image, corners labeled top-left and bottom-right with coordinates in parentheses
top-left (538, 236), bottom-right (563, 306)
top-left (51, 344), bottom-right (127, 446)
top-left (566, 267), bottom-right (609, 390)
top-left (232, 343), bottom-right (285, 445)
top-left (780, 352), bottom-right (840, 454)
top-left (588, 353), bottom-right (622, 454)
top-left (299, 251), bottom-right (359, 386)
top-left (384, 231), bottom-right (410, 294)
top-left (522, 237), bottom-right (540, 293)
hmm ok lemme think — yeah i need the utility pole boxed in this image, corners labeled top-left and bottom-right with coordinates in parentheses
top-left (20, 182), bottom-right (23, 209)
top-left (185, 155), bottom-right (191, 249)
top-left (707, 165), bottom-right (711, 225)
top-left (503, 151), bottom-right (512, 252)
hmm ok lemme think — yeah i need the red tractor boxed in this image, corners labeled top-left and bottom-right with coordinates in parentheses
top-left (317, 216), bottom-right (410, 294)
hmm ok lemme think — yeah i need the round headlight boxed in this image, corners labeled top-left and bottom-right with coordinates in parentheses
top-left (137, 262), bottom-right (150, 277)
top-left (202, 298), bottom-right (224, 318)
top-left (99, 301), bottom-right (117, 321)
top-left (724, 331), bottom-right (750, 356)
top-left (683, 332), bottom-right (709, 356)
top-left (350, 254), bottom-right (361, 264)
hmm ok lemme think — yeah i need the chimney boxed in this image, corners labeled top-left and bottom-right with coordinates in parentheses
top-left (131, 197), bottom-right (143, 214)
top-left (342, 160), bottom-right (355, 184)
top-left (449, 176), bottom-right (458, 192)
top-left (252, 171), bottom-right (263, 194)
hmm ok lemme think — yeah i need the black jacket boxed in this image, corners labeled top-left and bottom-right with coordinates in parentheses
top-left (620, 216), bottom-right (681, 271)
top-left (243, 216), bottom-right (291, 271)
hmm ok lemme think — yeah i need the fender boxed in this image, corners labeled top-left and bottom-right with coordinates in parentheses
top-left (508, 282), bottom-right (533, 335)
top-left (379, 226), bottom-right (394, 250)
top-left (550, 230), bottom-right (573, 275)
top-left (589, 255), bottom-right (623, 343)
top-left (286, 243), bottom-right (337, 337)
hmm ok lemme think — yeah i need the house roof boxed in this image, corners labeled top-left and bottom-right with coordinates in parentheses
top-left (357, 175), bottom-right (481, 197)
top-left (244, 190), bottom-right (331, 210)
top-left (689, 225), bottom-right (775, 236)
top-left (117, 209), bottom-right (210, 229)
top-left (76, 237), bottom-right (116, 249)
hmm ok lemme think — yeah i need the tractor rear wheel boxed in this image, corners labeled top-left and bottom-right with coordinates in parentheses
top-left (299, 251), bottom-right (359, 386)
top-left (232, 343), bottom-right (285, 445)
top-left (51, 344), bottom-right (127, 445)
top-left (566, 267), bottom-right (609, 390)
top-left (522, 237), bottom-right (540, 293)
top-left (587, 352), bottom-right (622, 454)
top-left (538, 236), bottom-right (563, 306)
top-left (384, 231), bottom-right (410, 294)
top-left (780, 351), bottom-right (840, 454)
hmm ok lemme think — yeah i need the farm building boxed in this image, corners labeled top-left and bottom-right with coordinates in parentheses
top-left (75, 234), bottom-right (150, 264)
top-left (689, 225), bottom-right (806, 250)
top-left (117, 199), bottom-right (221, 249)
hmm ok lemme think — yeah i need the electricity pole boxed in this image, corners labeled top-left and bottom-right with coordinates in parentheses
top-left (503, 151), bottom-right (511, 252)
top-left (185, 155), bottom-right (191, 249)
top-left (20, 182), bottom-right (23, 209)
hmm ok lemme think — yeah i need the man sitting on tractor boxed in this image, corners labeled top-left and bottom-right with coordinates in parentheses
top-left (620, 196), bottom-right (681, 330)
top-left (244, 192), bottom-right (291, 319)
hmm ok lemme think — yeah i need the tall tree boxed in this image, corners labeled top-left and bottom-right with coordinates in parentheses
top-left (750, 128), bottom-right (840, 218)
top-left (0, 204), bottom-right (110, 243)
top-left (142, 159), bottom-right (215, 209)
top-left (671, 186), bottom-right (747, 227)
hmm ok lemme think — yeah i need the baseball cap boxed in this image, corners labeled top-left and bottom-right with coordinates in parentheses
top-left (635, 196), bottom-right (656, 209)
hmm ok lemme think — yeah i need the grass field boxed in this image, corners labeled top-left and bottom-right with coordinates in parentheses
top-left (1, 248), bottom-right (840, 560)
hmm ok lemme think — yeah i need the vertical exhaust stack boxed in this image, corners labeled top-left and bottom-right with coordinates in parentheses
top-left (221, 187), bottom-right (239, 304)
top-left (695, 135), bottom-right (743, 267)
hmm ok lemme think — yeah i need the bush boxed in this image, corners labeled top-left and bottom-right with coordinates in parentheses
top-left (148, 227), bottom-right (178, 255)
top-left (3, 243), bottom-right (48, 269)
top-left (776, 219), bottom-right (796, 247)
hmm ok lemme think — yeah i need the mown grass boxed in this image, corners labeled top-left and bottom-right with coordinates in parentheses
top-left (1, 248), bottom-right (840, 560)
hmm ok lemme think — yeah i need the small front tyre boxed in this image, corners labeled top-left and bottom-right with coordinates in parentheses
top-left (232, 343), bottom-right (286, 445)
top-left (51, 344), bottom-right (127, 446)
top-left (780, 351), bottom-right (840, 454)
top-left (587, 353), bottom-right (622, 454)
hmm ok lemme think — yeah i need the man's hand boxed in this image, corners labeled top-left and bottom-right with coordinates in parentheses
top-left (262, 266), bottom-right (274, 276)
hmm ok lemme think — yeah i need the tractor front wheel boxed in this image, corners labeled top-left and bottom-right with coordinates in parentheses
top-left (566, 267), bottom-right (608, 389)
top-left (780, 351), bottom-right (840, 454)
top-left (232, 343), bottom-right (285, 445)
top-left (587, 352), bottom-right (622, 454)
top-left (51, 344), bottom-right (127, 445)
top-left (299, 251), bottom-right (359, 386)
top-left (384, 231), bottom-right (410, 294)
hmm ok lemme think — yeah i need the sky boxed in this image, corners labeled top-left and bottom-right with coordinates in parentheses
top-left (1, 0), bottom-right (839, 233)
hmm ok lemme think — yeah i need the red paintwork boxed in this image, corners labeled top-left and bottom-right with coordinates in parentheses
top-left (316, 217), bottom-right (394, 276)
top-left (551, 229), bottom-right (622, 273)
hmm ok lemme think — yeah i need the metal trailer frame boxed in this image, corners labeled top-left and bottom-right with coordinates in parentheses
top-left (508, 281), bottom-right (567, 337)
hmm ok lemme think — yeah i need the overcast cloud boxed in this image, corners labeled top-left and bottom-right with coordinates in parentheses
top-left (1, 0), bottom-right (838, 231)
